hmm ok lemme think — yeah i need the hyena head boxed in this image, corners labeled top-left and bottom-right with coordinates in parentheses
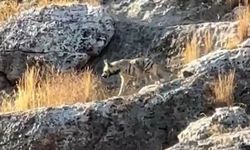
top-left (101, 59), bottom-right (121, 78)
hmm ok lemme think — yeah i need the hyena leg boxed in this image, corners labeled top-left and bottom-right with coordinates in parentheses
top-left (118, 75), bottom-right (125, 96)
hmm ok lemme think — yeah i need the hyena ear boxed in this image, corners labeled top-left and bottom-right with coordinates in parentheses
top-left (104, 59), bottom-right (111, 66)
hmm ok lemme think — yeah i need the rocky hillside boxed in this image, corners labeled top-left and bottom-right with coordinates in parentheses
top-left (0, 0), bottom-right (250, 149)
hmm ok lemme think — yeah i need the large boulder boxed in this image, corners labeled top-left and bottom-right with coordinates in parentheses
top-left (0, 41), bottom-right (250, 149)
top-left (167, 107), bottom-right (250, 150)
top-left (0, 4), bottom-right (114, 83)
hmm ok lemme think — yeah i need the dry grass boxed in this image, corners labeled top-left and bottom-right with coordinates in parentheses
top-left (0, 1), bottom-right (20, 23)
top-left (225, 0), bottom-right (249, 49)
top-left (36, 0), bottom-right (76, 7)
top-left (237, 0), bottom-right (249, 42)
top-left (183, 34), bottom-right (200, 64)
top-left (0, 67), bottom-right (111, 112)
top-left (0, 0), bottom-right (100, 23)
top-left (183, 30), bottom-right (213, 65)
top-left (213, 70), bottom-right (235, 107)
top-left (203, 30), bottom-right (213, 55)
top-left (224, 36), bottom-right (242, 49)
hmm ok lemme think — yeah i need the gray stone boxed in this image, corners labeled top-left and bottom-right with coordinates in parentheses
top-left (0, 42), bottom-right (250, 149)
top-left (167, 107), bottom-right (250, 150)
top-left (0, 4), bottom-right (114, 82)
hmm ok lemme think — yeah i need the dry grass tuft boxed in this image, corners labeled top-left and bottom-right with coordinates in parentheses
top-left (225, 0), bottom-right (249, 49)
top-left (0, 1), bottom-right (20, 23)
top-left (183, 30), bottom-right (214, 65)
top-left (237, 0), bottom-right (249, 42)
top-left (36, 0), bottom-right (76, 7)
top-left (183, 34), bottom-right (200, 64)
top-left (203, 30), bottom-right (213, 55)
top-left (213, 70), bottom-right (235, 107)
top-left (0, 67), bottom-right (110, 112)
top-left (224, 36), bottom-right (242, 49)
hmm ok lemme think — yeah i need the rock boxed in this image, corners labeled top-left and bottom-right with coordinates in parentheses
top-left (0, 4), bottom-right (114, 82)
top-left (1, 40), bottom-right (250, 149)
top-left (138, 82), bottom-right (162, 95)
top-left (0, 0), bottom-right (250, 149)
top-left (91, 0), bottom-right (236, 68)
top-left (167, 106), bottom-right (250, 150)
top-left (89, 0), bottom-right (248, 94)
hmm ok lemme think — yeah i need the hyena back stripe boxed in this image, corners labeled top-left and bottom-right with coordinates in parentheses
top-left (125, 63), bottom-right (136, 76)
top-left (143, 58), bottom-right (154, 72)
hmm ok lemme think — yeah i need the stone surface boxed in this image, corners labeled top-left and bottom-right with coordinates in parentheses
top-left (90, 0), bottom-right (246, 92)
top-left (0, 43), bottom-right (250, 149)
top-left (0, 4), bottom-right (114, 82)
top-left (0, 0), bottom-right (250, 150)
top-left (91, 0), bottom-right (237, 69)
top-left (167, 107), bottom-right (250, 150)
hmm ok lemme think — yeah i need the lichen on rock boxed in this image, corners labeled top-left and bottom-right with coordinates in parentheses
top-left (167, 106), bottom-right (250, 150)
top-left (0, 3), bottom-right (114, 82)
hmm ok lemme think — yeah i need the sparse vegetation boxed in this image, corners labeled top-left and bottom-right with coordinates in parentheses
top-left (213, 70), bottom-right (235, 107)
top-left (225, 0), bottom-right (249, 49)
top-left (36, 0), bottom-right (76, 7)
top-left (0, 0), bottom-right (100, 23)
top-left (0, 0), bottom-right (20, 23)
top-left (0, 67), bottom-right (111, 112)
top-left (183, 34), bottom-right (200, 64)
top-left (224, 36), bottom-right (242, 49)
top-left (183, 29), bottom-right (214, 65)
top-left (237, 1), bottom-right (249, 41)
top-left (203, 30), bottom-right (213, 55)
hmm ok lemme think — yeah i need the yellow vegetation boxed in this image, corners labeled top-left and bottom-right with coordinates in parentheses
top-left (0, 0), bottom-right (100, 23)
top-left (225, 0), bottom-right (249, 49)
top-left (0, 67), bottom-right (110, 112)
top-left (0, 1), bottom-right (20, 23)
top-left (224, 36), bottom-right (242, 49)
top-left (36, 0), bottom-right (100, 7)
top-left (36, 0), bottom-right (76, 7)
top-left (204, 30), bottom-right (213, 55)
top-left (213, 70), bottom-right (235, 107)
top-left (237, 1), bottom-right (249, 41)
top-left (183, 35), bottom-right (200, 64)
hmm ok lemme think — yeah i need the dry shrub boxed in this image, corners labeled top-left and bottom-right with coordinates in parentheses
top-left (203, 30), bottom-right (213, 55)
top-left (224, 36), bottom-right (242, 49)
top-left (0, 1), bottom-right (20, 23)
top-left (213, 70), bottom-right (235, 107)
top-left (225, 0), bottom-right (249, 49)
top-left (0, 67), bottom-right (111, 112)
top-left (183, 34), bottom-right (200, 64)
top-left (183, 30), bottom-right (213, 65)
top-left (237, 0), bottom-right (249, 41)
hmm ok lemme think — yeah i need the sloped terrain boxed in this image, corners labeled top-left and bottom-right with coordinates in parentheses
top-left (0, 0), bottom-right (249, 150)
top-left (0, 46), bottom-right (250, 149)
top-left (167, 106), bottom-right (250, 150)
top-left (0, 3), bottom-right (114, 85)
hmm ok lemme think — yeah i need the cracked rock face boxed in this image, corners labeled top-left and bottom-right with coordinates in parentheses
top-left (91, 0), bottom-right (243, 90)
top-left (1, 41), bottom-right (250, 149)
top-left (167, 107), bottom-right (250, 150)
top-left (0, 4), bottom-right (114, 82)
top-left (0, 1), bottom-right (250, 150)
